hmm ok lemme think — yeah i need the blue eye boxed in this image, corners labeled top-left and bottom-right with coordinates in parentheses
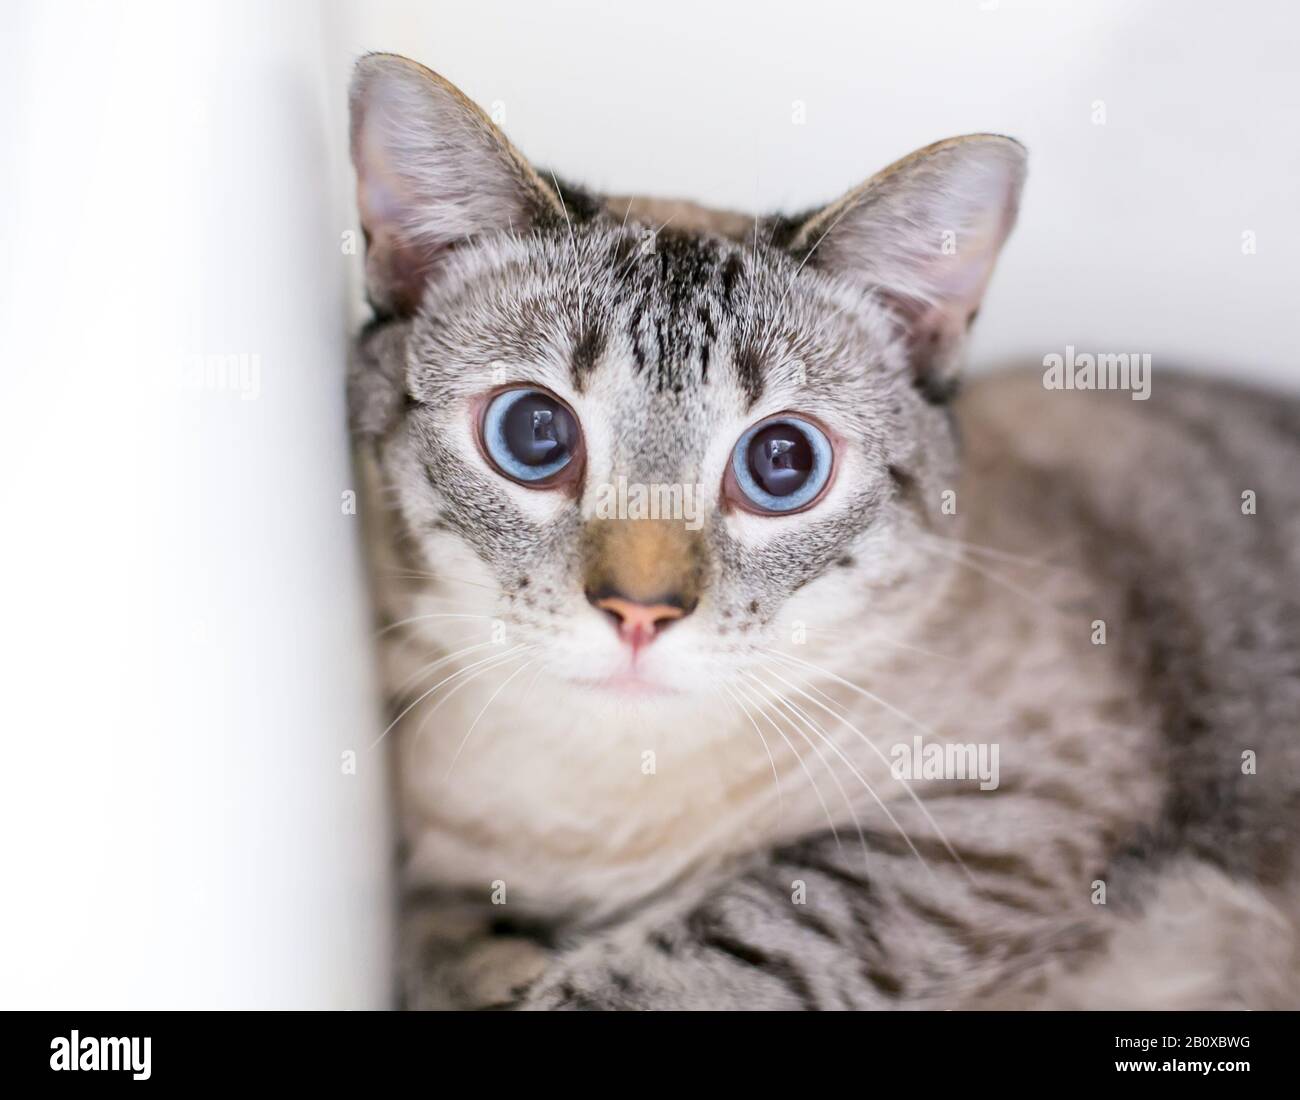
top-left (480, 387), bottom-right (582, 486)
top-left (729, 416), bottom-right (834, 514)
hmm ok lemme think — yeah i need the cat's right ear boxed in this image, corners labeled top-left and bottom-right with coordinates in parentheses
top-left (785, 135), bottom-right (1026, 400)
top-left (348, 54), bottom-right (563, 316)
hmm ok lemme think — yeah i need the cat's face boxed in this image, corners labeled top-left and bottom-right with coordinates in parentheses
top-left (349, 54), bottom-right (1024, 705)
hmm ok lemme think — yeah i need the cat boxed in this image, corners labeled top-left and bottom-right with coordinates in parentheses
top-left (347, 53), bottom-right (1300, 1009)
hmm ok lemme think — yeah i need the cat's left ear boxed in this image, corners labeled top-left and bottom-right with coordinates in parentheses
top-left (788, 135), bottom-right (1026, 398)
top-left (349, 53), bottom-right (563, 316)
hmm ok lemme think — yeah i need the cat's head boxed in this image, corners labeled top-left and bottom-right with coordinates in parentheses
top-left (349, 54), bottom-right (1024, 705)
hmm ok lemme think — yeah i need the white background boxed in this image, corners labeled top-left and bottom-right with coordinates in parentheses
top-left (330, 0), bottom-right (1300, 380)
top-left (1, 0), bottom-right (1295, 1008)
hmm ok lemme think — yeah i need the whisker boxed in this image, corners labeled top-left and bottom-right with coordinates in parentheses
top-left (375, 580), bottom-right (491, 600)
top-left (378, 570), bottom-right (500, 594)
top-left (804, 288), bottom-right (876, 349)
top-left (762, 648), bottom-right (973, 884)
top-left (378, 599), bottom-right (497, 621)
top-left (368, 643), bottom-right (529, 751)
top-left (549, 169), bottom-right (584, 330)
top-left (411, 645), bottom-right (535, 752)
top-left (519, 660), bottom-right (547, 706)
top-left (743, 663), bottom-right (935, 880)
top-left (611, 213), bottom-right (677, 283)
top-left (375, 612), bottom-right (495, 638)
top-left (742, 211), bottom-right (761, 344)
top-left (918, 532), bottom-right (1073, 572)
top-left (444, 654), bottom-right (540, 780)
top-left (391, 639), bottom-right (498, 697)
top-left (797, 627), bottom-right (956, 662)
top-left (748, 668), bottom-right (871, 867)
top-left (731, 676), bottom-right (843, 854)
top-left (914, 539), bottom-right (1059, 611)
top-left (775, 198), bottom-right (858, 314)
top-left (719, 682), bottom-right (784, 825)
top-left (731, 678), bottom-right (832, 834)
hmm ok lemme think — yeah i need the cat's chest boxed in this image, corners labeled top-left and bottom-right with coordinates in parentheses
top-left (394, 684), bottom-right (791, 916)
top-left (390, 617), bottom-right (1161, 918)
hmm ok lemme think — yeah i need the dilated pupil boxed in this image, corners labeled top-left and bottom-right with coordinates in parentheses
top-left (503, 394), bottom-right (573, 467)
top-left (748, 424), bottom-right (813, 496)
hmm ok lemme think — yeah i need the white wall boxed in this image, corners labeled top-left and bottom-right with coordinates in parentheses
top-left (1, 0), bottom-right (1294, 1009)
top-left (0, 0), bottom-right (391, 1007)
top-left (328, 0), bottom-right (1299, 385)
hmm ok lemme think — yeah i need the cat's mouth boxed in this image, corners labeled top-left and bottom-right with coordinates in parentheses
top-left (566, 670), bottom-right (681, 698)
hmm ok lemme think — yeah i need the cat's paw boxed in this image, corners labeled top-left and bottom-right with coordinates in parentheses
top-left (401, 902), bottom-right (552, 1010)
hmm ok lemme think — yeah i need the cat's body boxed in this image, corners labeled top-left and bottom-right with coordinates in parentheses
top-left (348, 55), bottom-right (1300, 1009)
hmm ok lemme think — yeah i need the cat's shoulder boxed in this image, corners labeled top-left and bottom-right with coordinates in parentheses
top-left (958, 363), bottom-right (1300, 470)
top-left (961, 361), bottom-right (1300, 416)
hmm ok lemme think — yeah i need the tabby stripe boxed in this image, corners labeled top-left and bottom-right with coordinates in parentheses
top-left (697, 928), bottom-right (820, 1011)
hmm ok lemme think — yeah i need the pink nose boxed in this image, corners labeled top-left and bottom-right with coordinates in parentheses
top-left (592, 595), bottom-right (685, 650)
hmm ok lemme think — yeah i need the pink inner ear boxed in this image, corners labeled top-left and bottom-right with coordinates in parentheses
top-left (928, 238), bottom-right (996, 301)
top-left (354, 92), bottom-right (432, 313)
top-left (357, 151), bottom-right (401, 225)
top-left (357, 173), bottom-right (438, 314)
top-left (845, 146), bottom-right (1022, 385)
top-left (351, 59), bottom-right (561, 316)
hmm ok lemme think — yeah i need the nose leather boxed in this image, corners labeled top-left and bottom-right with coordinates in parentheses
top-left (592, 594), bottom-right (685, 648)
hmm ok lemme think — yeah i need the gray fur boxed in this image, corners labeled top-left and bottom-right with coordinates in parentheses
top-left (349, 54), bottom-right (1300, 1010)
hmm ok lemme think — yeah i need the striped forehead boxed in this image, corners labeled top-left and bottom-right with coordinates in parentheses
top-left (409, 220), bottom-right (869, 434)
top-left (566, 229), bottom-right (765, 405)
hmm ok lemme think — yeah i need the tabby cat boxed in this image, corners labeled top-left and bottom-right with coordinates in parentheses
top-left (348, 53), bottom-right (1300, 1009)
